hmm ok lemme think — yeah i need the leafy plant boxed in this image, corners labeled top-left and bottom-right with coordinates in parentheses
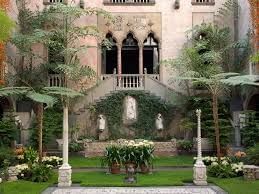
top-left (208, 164), bottom-right (236, 178)
top-left (101, 145), bottom-right (122, 167)
top-left (69, 141), bottom-right (83, 153)
top-left (31, 164), bottom-right (53, 182)
top-left (246, 144), bottom-right (259, 165)
top-left (0, 147), bottom-right (16, 168)
top-left (177, 140), bottom-right (193, 152)
top-left (24, 147), bottom-right (38, 167)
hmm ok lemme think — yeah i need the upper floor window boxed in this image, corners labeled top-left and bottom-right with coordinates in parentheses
top-left (191, 0), bottom-right (215, 6)
top-left (103, 0), bottom-right (155, 5)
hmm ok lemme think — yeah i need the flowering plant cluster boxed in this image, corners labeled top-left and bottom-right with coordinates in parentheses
top-left (193, 156), bottom-right (244, 178)
top-left (102, 139), bottom-right (155, 169)
top-left (42, 156), bottom-right (62, 167)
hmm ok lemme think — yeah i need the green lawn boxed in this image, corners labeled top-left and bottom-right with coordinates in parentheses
top-left (1, 170), bottom-right (259, 194)
top-left (69, 155), bottom-right (194, 168)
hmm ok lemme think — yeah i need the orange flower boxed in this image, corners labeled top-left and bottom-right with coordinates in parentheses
top-left (234, 151), bottom-right (246, 158)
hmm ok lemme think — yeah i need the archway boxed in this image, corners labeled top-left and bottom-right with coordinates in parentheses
top-left (122, 33), bottom-right (139, 74)
top-left (143, 33), bottom-right (159, 74)
top-left (102, 33), bottom-right (118, 74)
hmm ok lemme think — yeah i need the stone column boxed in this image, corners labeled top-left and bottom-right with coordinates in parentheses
top-left (117, 44), bottom-right (122, 75)
top-left (139, 44), bottom-right (143, 74)
top-left (58, 104), bottom-right (72, 187)
top-left (193, 109), bottom-right (207, 186)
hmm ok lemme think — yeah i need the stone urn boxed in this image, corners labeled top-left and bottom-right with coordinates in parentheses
top-left (8, 166), bottom-right (18, 181)
top-left (140, 164), bottom-right (150, 174)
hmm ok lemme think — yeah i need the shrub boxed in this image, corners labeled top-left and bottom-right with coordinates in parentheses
top-left (24, 147), bottom-right (38, 167)
top-left (42, 156), bottom-right (62, 167)
top-left (177, 140), bottom-right (193, 151)
top-left (0, 147), bottom-right (16, 168)
top-left (31, 164), bottom-right (53, 182)
top-left (246, 144), bottom-right (259, 165)
top-left (208, 164), bottom-right (236, 178)
top-left (69, 141), bottom-right (84, 152)
top-left (101, 144), bottom-right (122, 167)
top-left (0, 115), bottom-right (18, 147)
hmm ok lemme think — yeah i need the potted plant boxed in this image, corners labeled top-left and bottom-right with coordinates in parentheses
top-left (102, 144), bottom-right (122, 174)
top-left (122, 141), bottom-right (138, 173)
top-left (136, 140), bottom-right (155, 174)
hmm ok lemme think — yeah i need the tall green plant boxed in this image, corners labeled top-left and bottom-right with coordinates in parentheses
top-left (0, 9), bottom-right (15, 42)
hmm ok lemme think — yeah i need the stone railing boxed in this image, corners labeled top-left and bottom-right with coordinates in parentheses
top-left (84, 139), bottom-right (177, 157)
top-left (115, 74), bottom-right (145, 90)
top-left (191, 0), bottom-right (215, 5)
top-left (103, 0), bottom-right (155, 5)
top-left (43, 0), bottom-right (68, 5)
top-left (48, 74), bottom-right (66, 87)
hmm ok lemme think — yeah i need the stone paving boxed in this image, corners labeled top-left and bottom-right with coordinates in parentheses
top-left (42, 186), bottom-right (227, 194)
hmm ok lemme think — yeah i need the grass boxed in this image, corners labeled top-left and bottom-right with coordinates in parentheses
top-left (69, 155), bottom-right (194, 168)
top-left (72, 170), bottom-right (192, 187)
top-left (210, 177), bottom-right (259, 194)
top-left (1, 170), bottom-right (259, 194)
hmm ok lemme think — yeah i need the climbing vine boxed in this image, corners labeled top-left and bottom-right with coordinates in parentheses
top-left (93, 91), bottom-right (178, 140)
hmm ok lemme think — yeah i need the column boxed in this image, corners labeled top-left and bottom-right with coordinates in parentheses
top-left (117, 44), bottom-right (122, 88)
top-left (139, 44), bottom-right (143, 74)
top-left (58, 104), bottom-right (72, 187)
top-left (117, 44), bottom-right (122, 75)
top-left (193, 109), bottom-right (207, 186)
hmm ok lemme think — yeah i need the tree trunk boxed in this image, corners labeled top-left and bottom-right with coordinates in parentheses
top-left (212, 93), bottom-right (221, 159)
top-left (33, 103), bottom-right (44, 163)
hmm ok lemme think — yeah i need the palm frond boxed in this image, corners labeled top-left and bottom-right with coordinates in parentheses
top-left (43, 87), bottom-right (84, 98)
top-left (222, 75), bottom-right (259, 86)
top-left (26, 91), bottom-right (57, 107)
top-left (0, 87), bottom-right (30, 97)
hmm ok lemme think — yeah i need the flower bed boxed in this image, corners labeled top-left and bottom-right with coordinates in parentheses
top-left (193, 156), bottom-right (245, 178)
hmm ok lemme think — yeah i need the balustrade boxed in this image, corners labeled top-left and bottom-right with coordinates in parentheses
top-left (48, 74), bottom-right (66, 87)
top-left (191, 0), bottom-right (215, 5)
top-left (103, 0), bottom-right (155, 5)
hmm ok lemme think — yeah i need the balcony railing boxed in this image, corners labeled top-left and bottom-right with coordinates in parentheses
top-left (43, 0), bottom-right (68, 5)
top-left (103, 0), bottom-right (155, 5)
top-left (48, 74), bottom-right (66, 87)
top-left (191, 0), bottom-right (215, 5)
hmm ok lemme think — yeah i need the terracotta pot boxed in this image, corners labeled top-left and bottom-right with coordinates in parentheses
top-left (110, 163), bottom-right (121, 174)
top-left (140, 164), bottom-right (150, 174)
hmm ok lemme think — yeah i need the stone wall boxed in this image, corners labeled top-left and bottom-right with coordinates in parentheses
top-left (84, 139), bottom-right (177, 157)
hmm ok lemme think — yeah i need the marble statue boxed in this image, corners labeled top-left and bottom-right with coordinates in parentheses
top-left (98, 114), bottom-right (106, 132)
top-left (155, 113), bottom-right (163, 130)
top-left (126, 96), bottom-right (137, 120)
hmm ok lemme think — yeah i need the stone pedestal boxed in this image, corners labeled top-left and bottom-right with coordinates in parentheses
top-left (193, 160), bottom-right (207, 186)
top-left (8, 166), bottom-right (18, 181)
top-left (243, 165), bottom-right (259, 181)
top-left (58, 164), bottom-right (72, 187)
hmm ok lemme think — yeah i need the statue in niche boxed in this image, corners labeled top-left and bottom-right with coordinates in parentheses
top-left (97, 114), bottom-right (106, 132)
top-left (155, 113), bottom-right (163, 130)
top-left (123, 96), bottom-right (137, 125)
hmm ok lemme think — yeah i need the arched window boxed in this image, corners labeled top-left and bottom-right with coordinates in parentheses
top-left (102, 33), bottom-right (118, 74)
top-left (143, 33), bottom-right (159, 74)
top-left (122, 33), bottom-right (139, 74)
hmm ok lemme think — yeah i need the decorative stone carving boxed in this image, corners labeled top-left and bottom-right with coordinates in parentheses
top-left (155, 113), bottom-right (163, 130)
top-left (123, 96), bottom-right (137, 125)
top-left (58, 164), bottom-right (72, 187)
top-left (98, 114), bottom-right (106, 132)
top-left (8, 166), bottom-right (18, 181)
top-left (113, 16), bottom-right (123, 31)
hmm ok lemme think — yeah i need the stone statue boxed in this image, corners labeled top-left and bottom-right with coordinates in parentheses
top-left (126, 96), bottom-right (137, 121)
top-left (155, 113), bottom-right (163, 130)
top-left (98, 114), bottom-right (106, 132)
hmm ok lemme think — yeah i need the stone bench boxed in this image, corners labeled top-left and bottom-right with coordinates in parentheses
top-left (243, 165), bottom-right (259, 180)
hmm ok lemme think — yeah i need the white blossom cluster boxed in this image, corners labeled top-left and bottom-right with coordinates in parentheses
top-left (14, 164), bottom-right (29, 174)
top-left (42, 156), bottom-right (62, 167)
top-left (117, 139), bottom-right (154, 147)
top-left (231, 162), bottom-right (244, 173)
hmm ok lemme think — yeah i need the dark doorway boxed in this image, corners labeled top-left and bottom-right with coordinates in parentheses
top-left (102, 33), bottom-right (117, 74)
top-left (122, 33), bottom-right (139, 74)
top-left (247, 94), bottom-right (259, 118)
top-left (143, 33), bottom-right (159, 74)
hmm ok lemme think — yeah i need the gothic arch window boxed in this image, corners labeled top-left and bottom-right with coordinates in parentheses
top-left (122, 33), bottom-right (139, 74)
top-left (102, 33), bottom-right (118, 74)
top-left (143, 33), bottom-right (159, 74)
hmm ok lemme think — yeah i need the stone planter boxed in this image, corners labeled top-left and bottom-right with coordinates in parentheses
top-left (125, 162), bottom-right (137, 174)
top-left (8, 166), bottom-right (18, 181)
top-left (243, 165), bottom-right (259, 181)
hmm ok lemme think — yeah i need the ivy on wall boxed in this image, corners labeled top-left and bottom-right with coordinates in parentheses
top-left (93, 91), bottom-right (178, 140)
